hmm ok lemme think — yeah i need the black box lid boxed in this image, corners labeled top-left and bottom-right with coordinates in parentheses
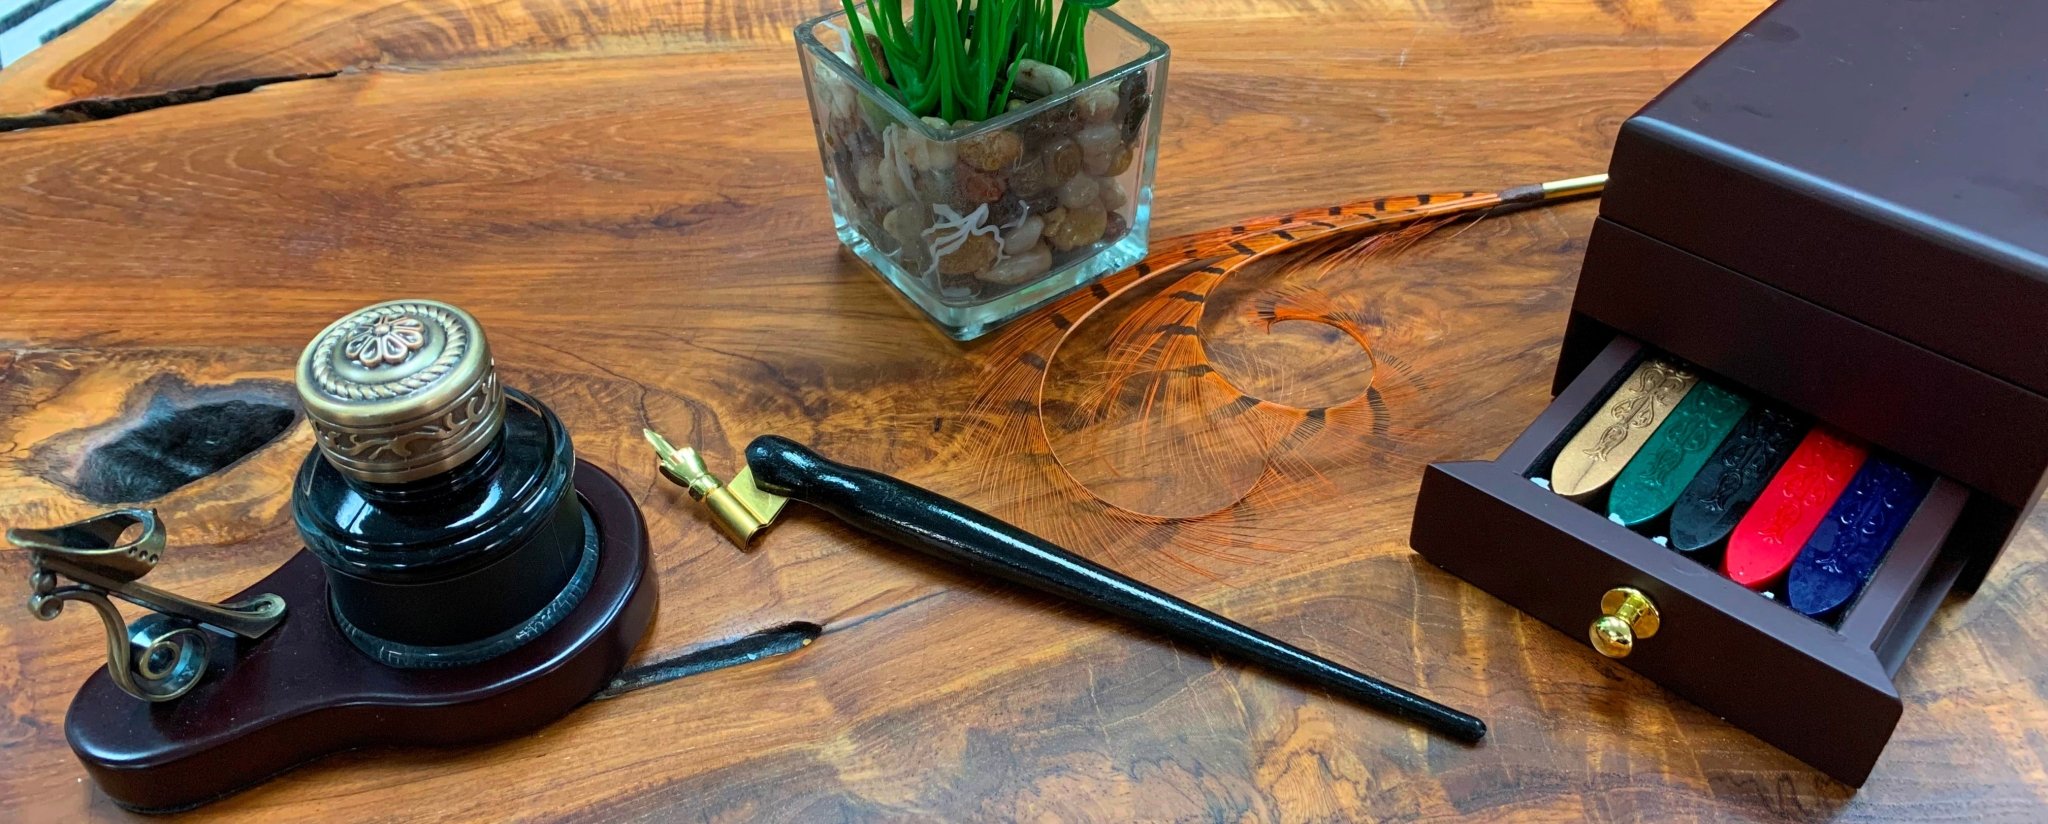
top-left (1601, 0), bottom-right (2048, 398)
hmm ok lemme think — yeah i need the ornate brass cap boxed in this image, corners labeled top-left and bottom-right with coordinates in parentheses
top-left (296, 299), bottom-right (505, 484)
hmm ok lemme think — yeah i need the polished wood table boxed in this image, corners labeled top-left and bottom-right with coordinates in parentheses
top-left (4, 1), bottom-right (2044, 820)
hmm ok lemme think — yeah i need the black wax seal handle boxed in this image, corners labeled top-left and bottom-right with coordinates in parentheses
top-left (744, 435), bottom-right (1488, 744)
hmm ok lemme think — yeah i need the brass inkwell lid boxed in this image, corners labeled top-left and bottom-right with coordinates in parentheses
top-left (296, 299), bottom-right (505, 484)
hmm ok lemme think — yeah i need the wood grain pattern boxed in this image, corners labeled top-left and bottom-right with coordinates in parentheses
top-left (0, 0), bottom-right (808, 119)
top-left (5, 0), bottom-right (2047, 821)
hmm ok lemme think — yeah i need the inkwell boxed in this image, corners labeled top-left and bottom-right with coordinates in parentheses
top-left (293, 299), bottom-right (598, 666)
top-left (13, 299), bottom-right (655, 813)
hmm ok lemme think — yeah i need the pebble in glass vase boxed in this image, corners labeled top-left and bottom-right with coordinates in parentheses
top-left (797, 5), bottom-right (1169, 340)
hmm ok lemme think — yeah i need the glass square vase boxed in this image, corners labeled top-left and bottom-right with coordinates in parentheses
top-left (797, 6), bottom-right (1169, 340)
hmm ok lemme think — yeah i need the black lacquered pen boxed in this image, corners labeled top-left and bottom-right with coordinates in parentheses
top-left (647, 431), bottom-right (1487, 744)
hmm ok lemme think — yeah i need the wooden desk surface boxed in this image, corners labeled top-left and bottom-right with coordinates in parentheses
top-left (4, 1), bottom-right (2046, 820)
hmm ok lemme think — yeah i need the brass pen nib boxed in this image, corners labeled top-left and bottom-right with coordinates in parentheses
top-left (642, 429), bottom-right (788, 546)
top-left (643, 429), bottom-right (715, 497)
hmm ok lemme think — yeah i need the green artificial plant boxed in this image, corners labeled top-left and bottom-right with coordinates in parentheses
top-left (839, 0), bottom-right (1122, 121)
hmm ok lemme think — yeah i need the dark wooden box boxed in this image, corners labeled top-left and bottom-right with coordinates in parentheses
top-left (1409, 0), bottom-right (2048, 787)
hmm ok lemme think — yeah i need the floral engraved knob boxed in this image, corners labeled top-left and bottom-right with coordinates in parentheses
top-left (345, 315), bottom-right (427, 367)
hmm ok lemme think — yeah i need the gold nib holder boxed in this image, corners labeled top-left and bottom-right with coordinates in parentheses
top-left (1498, 173), bottom-right (1609, 205)
top-left (644, 429), bottom-right (788, 546)
top-left (9, 509), bottom-right (286, 702)
top-left (1588, 586), bottom-right (1660, 659)
top-left (1539, 173), bottom-right (1608, 200)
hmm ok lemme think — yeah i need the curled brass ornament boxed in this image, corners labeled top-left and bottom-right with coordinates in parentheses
top-left (11, 509), bottom-right (286, 702)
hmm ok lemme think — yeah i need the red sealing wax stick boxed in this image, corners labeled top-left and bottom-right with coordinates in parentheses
top-left (1724, 427), bottom-right (1868, 590)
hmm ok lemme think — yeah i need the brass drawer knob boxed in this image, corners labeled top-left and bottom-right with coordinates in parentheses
top-left (1589, 587), bottom-right (1659, 658)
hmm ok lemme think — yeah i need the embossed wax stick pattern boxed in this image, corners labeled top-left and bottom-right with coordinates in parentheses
top-left (1788, 458), bottom-right (1932, 619)
top-left (1608, 381), bottom-right (1749, 527)
top-left (1548, 359), bottom-right (1698, 499)
top-left (1669, 406), bottom-right (1809, 554)
top-left (1724, 427), bottom-right (1868, 590)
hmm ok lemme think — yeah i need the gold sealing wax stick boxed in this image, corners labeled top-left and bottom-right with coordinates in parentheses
top-left (1550, 359), bottom-right (1698, 499)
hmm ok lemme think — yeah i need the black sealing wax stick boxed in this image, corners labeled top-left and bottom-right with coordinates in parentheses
top-left (732, 435), bottom-right (1488, 744)
top-left (1668, 406), bottom-right (1809, 554)
top-left (1787, 457), bottom-right (1932, 619)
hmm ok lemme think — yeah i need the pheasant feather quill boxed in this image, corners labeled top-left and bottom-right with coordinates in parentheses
top-left (954, 175), bottom-right (1605, 580)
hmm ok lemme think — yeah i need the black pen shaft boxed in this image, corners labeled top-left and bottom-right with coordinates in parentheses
top-left (744, 435), bottom-right (1486, 743)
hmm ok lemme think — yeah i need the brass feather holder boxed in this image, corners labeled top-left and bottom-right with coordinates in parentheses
top-left (10, 509), bottom-right (286, 702)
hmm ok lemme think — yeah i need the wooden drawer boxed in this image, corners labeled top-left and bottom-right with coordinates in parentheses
top-left (1409, 336), bottom-right (1971, 787)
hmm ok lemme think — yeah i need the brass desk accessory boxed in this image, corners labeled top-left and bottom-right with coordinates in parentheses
top-left (15, 300), bottom-right (655, 813)
top-left (649, 431), bottom-right (1487, 743)
top-left (13, 509), bottom-right (286, 703)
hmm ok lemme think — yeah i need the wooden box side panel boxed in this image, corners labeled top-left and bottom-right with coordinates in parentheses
top-left (1605, 103), bottom-right (2048, 401)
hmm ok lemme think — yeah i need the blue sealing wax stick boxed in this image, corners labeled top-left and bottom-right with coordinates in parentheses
top-left (1786, 457), bottom-right (1932, 619)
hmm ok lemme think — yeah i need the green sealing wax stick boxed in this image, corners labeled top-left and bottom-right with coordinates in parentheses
top-left (1608, 381), bottom-right (1750, 527)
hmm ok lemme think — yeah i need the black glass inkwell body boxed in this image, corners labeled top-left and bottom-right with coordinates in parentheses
top-left (292, 299), bottom-right (595, 667)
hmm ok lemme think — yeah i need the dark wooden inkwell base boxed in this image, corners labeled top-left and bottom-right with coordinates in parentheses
top-left (1411, 0), bottom-right (2048, 787)
top-left (55, 300), bottom-right (656, 812)
top-left (66, 462), bottom-right (654, 813)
